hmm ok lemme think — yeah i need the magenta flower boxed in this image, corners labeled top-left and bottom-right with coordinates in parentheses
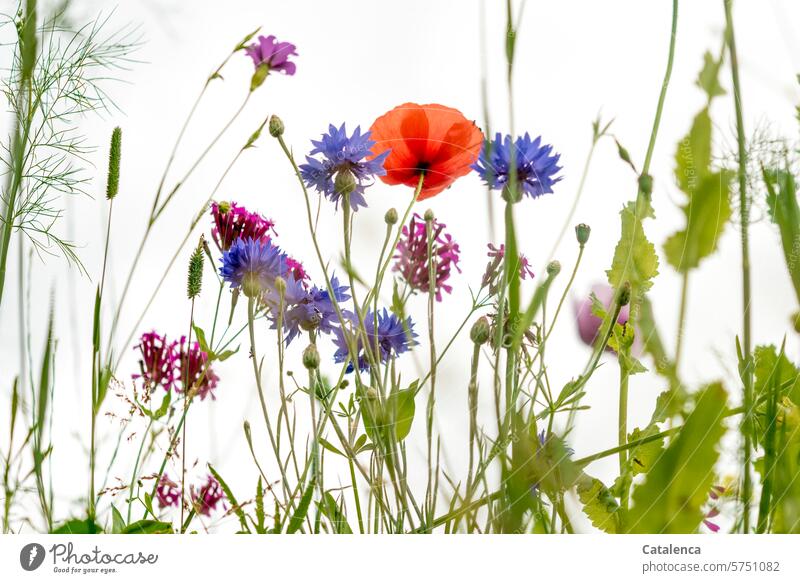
top-left (574, 284), bottom-right (633, 350)
top-left (393, 213), bottom-right (461, 301)
top-left (191, 475), bottom-right (226, 517)
top-left (156, 474), bottom-right (181, 508)
top-left (210, 201), bottom-right (276, 252)
top-left (244, 35), bottom-right (297, 76)
top-left (133, 331), bottom-right (178, 392)
top-left (481, 243), bottom-right (534, 294)
top-left (177, 336), bottom-right (219, 401)
top-left (703, 485), bottom-right (726, 532)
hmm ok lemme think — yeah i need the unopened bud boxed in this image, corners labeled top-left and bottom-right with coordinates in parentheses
top-left (217, 200), bottom-right (231, 215)
top-left (302, 344), bottom-right (320, 370)
top-left (385, 208), bottom-right (398, 225)
top-left (470, 316), bottom-right (491, 345)
top-left (618, 281), bottom-right (632, 307)
top-left (365, 387), bottom-right (378, 400)
top-left (268, 114), bottom-right (284, 137)
top-left (575, 223), bottom-right (591, 246)
top-left (274, 276), bottom-right (286, 296)
top-left (423, 209), bottom-right (435, 222)
top-left (546, 260), bottom-right (561, 277)
top-left (334, 169), bottom-right (357, 196)
top-left (638, 173), bottom-right (653, 196)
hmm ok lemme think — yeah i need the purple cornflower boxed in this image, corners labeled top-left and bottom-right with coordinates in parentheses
top-left (156, 474), bottom-right (181, 508)
top-left (279, 275), bottom-right (351, 344)
top-left (190, 475), bottom-right (226, 517)
top-left (473, 132), bottom-right (562, 200)
top-left (176, 336), bottom-right (219, 401)
top-left (481, 243), bottom-right (535, 294)
top-left (210, 201), bottom-right (276, 252)
top-left (332, 308), bottom-right (418, 372)
top-left (220, 237), bottom-right (291, 299)
top-left (394, 213), bottom-right (461, 301)
top-left (244, 35), bottom-right (297, 76)
top-left (299, 123), bottom-right (389, 211)
top-left (132, 331), bottom-right (178, 392)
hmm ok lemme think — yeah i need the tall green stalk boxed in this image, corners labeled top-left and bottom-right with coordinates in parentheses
top-left (723, 0), bottom-right (753, 533)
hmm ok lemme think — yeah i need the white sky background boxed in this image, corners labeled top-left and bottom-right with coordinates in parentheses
top-left (1, 0), bottom-right (800, 531)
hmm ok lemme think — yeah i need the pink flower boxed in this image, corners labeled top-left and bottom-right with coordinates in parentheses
top-left (191, 475), bottom-right (226, 516)
top-left (176, 336), bottom-right (219, 401)
top-left (393, 213), bottom-right (461, 301)
top-left (156, 474), bottom-right (181, 508)
top-left (244, 35), bottom-right (297, 76)
top-left (133, 331), bottom-right (179, 392)
top-left (210, 201), bottom-right (276, 252)
top-left (574, 284), bottom-right (638, 352)
top-left (481, 243), bottom-right (534, 294)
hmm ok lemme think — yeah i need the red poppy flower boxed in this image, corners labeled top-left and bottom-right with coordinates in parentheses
top-left (369, 103), bottom-right (484, 201)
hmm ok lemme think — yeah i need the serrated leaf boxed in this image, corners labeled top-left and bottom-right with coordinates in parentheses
top-left (606, 200), bottom-right (659, 300)
top-left (625, 382), bottom-right (727, 533)
top-left (664, 171), bottom-right (732, 272)
top-left (628, 426), bottom-right (665, 475)
top-left (764, 168), bottom-right (800, 306)
top-left (577, 475), bottom-right (620, 533)
top-left (675, 109), bottom-right (712, 193)
top-left (696, 51), bottom-right (726, 99)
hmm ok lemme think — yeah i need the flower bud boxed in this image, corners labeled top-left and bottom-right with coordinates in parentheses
top-left (334, 169), bottom-right (357, 196)
top-left (242, 273), bottom-right (262, 298)
top-left (217, 200), bottom-right (231, 215)
top-left (302, 344), bottom-right (320, 370)
top-left (546, 260), bottom-right (561, 277)
top-left (365, 387), bottom-right (378, 400)
top-left (385, 208), bottom-right (398, 225)
top-left (268, 114), bottom-right (284, 138)
top-left (470, 316), bottom-right (491, 345)
top-left (638, 173), bottom-right (653, 196)
top-left (423, 209), bottom-right (435, 222)
top-left (618, 281), bottom-right (632, 307)
top-left (575, 223), bottom-right (591, 246)
top-left (274, 276), bottom-right (286, 297)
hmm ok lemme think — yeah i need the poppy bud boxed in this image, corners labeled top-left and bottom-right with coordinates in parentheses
top-left (268, 114), bottom-right (284, 138)
top-left (424, 209), bottom-right (435, 222)
top-left (470, 316), bottom-right (491, 345)
top-left (385, 208), bottom-right (398, 225)
top-left (302, 344), bottom-right (320, 370)
top-left (334, 169), bottom-right (357, 196)
top-left (638, 173), bottom-right (653, 197)
top-left (575, 223), bottom-right (591, 246)
top-left (618, 281), bottom-right (632, 307)
top-left (546, 261), bottom-right (561, 277)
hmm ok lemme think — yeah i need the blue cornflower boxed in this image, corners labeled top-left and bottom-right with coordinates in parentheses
top-left (219, 237), bottom-right (289, 298)
top-left (299, 123), bottom-right (389, 211)
top-left (473, 132), bottom-right (562, 200)
top-left (279, 275), bottom-right (351, 344)
top-left (332, 308), bottom-right (418, 372)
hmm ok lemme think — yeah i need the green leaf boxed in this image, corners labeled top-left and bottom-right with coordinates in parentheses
top-left (320, 492), bottom-right (352, 534)
top-left (625, 382), bottom-right (727, 533)
top-left (628, 426), bottom-right (665, 475)
top-left (215, 347), bottom-right (239, 362)
top-left (111, 505), bottom-right (125, 534)
top-left (121, 519), bottom-right (172, 534)
top-left (193, 324), bottom-right (209, 354)
top-left (208, 464), bottom-right (249, 533)
top-left (52, 519), bottom-right (102, 534)
top-left (255, 478), bottom-right (266, 534)
top-left (606, 199), bottom-right (659, 301)
top-left (286, 478), bottom-right (315, 534)
top-left (319, 438), bottom-right (344, 457)
top-left (388, 388), bottom-right (416, 441)
top-left (663, 171), bottom-right (732, 272)
top-left (577, 475), bottom-right (620, 533)
top-left (764, 168), bottom-right (800, 307)
top-left (696, 51), bottom-right (726, 100)
top-left (675, 108), bottom-right (712, 194)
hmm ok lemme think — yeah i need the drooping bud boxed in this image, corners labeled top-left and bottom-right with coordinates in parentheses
top-left (268, 114), bottom-right (284, 138)
top-left (106, 127), bottom-right (122, 200)
top-left (575, 223), bottom-right (591, 246)
top-left (470, 316), bottom-right (491, 345)
top-left (618, 281), bottom-right (632, 307)
top-left (302, 344), bottom-right (320, 370)
top-left (385, 208), bottom-right (398, 225)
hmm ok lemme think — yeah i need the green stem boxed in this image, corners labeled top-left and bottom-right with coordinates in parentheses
top-left (723, 0), bottom-right (753, 534)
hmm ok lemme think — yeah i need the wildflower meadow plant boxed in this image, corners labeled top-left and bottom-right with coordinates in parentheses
top-left (2, 0), bottom-right (800, 545)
